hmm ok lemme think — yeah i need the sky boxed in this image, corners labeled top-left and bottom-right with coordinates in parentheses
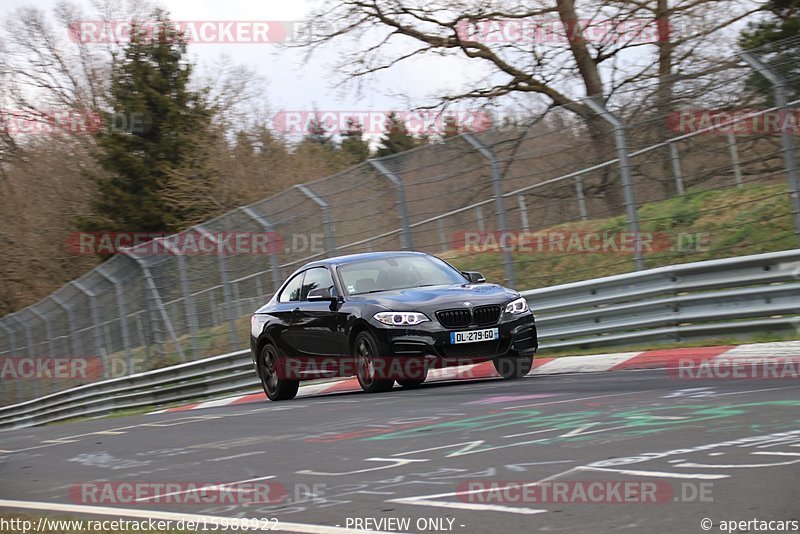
top-left (1, 0), bottom-right (480, 128)
top-left (1, 0), bottom-right (763, 139)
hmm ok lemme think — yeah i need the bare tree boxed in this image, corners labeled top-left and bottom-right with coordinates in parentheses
top-left (297, 0), bottom-right (763, 200)
top-left (300, 0), bottom-right (759, 113)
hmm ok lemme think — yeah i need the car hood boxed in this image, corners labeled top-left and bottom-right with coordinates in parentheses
top-left (349, 283), bottom-right (519, 311)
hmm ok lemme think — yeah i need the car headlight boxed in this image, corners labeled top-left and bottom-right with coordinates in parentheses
top-left (374, 311), bottom-right (430, 326)
top-left (505, 297), bottom-right (529, 314)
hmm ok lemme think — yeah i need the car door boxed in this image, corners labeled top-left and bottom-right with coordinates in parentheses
top-left (290, 267), bottom-right (347, 359)
top-left (269, 270), bottom-right (305, 359)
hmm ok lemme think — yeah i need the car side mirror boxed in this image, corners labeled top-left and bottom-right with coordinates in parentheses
top-left (307, 287), bottom-right (338, 302)
top-left (462, 271), bottom-right (486, 284)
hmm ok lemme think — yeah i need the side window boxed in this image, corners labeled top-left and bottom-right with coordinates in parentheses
top-left (301, 267), bottom-right (335, 300)
top-left (278, 272), bottom-right (305, 303)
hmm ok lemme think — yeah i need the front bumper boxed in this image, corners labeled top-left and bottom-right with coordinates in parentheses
top-left (370, 312), bottom-right (537, 364)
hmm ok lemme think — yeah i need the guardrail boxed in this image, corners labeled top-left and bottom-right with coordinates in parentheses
top-left (525, 249), bottom-right (800, 349)
top-left (1, 250), bottom-right (798, 430)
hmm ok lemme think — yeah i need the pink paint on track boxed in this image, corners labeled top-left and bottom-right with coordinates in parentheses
top-left (148, 341), bottom-right (799, 414)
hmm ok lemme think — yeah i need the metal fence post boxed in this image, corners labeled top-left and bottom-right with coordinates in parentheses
top-left (462, 133), bottom-right (516, 287)
top-left (0, 320), bottom-right (23, 404)
top-left (51, 295), bottom-right (83, 358)
top-left (29, 308), bottom-right (55, 359)
top-left (518, 195), bottom-right (530, 230)
top-left (295, 184), bottom-right (336, 255)
top-left (584, 98), bottom-right (646, 271)
top-left (71, 281), bottom-right (109, 379)
top-left (726, 131), bottom-right (743, 187)
top-left (157, 238), bottom-right (199, 360)
top-left (194, 226), bottom-right (238, 351)
top-left (240, 207), bottom-right (283, 293)
top-left (369, 159), bottom-right (413, 249)
top-left (96, 264), bottom-right (133, 374)
top-left (670, 143), bottom-right (686, 195)
top-left (575, 175), bottom-right (589, 221)
top-left (10, 316), bottom-right (35, 365)
top-left (0, 319), bottom-right (17, 357)
top-left (741, 52), bottom-right (800, 247)
top-left (11, 313), bottom-right (39, 397)
top-left (29, 308), bottom-right (55, 397)
top-left (120, 250), bottom-right (185, 362)
top-left (438, 220), bottom-right (448, 253)
top-left (476, 207), bottom-right (485, 233)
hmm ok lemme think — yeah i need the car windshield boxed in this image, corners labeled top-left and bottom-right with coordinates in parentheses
top-left (339, 255), bottom-right (467, 295)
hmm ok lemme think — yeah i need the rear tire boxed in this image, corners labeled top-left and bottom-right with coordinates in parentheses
top-left (354, 331), bottom-right (395, 393)
top-left (258, 344), bottom-right (299, 401)
top-left (493, 351), bottom-right (534, 380)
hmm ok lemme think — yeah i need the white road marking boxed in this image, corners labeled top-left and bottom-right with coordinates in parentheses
top-left (384, 466), bottom-right (583, 515)
top-left (0, 499), bottom-right (393, 534)
top-left (502, 427), bottom-right (562, 439)
top-left (675, 459), bottom-right (800, 468)
top-left (207, 451), bottom-right (267, 462)
top-left (662, 388), bottom-right (716, 398)
top-left (297, 458), bottom-right (428, 476)
top-left (134, 475), bottom-right (275, 502)
top-left (386, 497), bottom-right (547, 515)
top-left (504, 460), bottom-right (574, 471)
top-left (391, 441), bottom-right (486, 458)
top-left (716, 385), bottom-right (800, 397)
top-left (577, 466), bottom-right (729, 480)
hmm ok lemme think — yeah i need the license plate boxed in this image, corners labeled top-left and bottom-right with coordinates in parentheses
top-left (450, 328), bottom-right (499, 344)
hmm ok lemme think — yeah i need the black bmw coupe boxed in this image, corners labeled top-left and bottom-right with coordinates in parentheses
top-left (250, 251), bottom-right (537, 400)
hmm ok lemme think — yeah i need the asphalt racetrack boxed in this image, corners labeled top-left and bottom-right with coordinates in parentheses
top-left (1, 368), bottom-right (799, 533)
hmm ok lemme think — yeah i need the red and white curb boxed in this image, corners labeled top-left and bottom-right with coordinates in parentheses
top-left (149, 340), bottom-right (800, 414)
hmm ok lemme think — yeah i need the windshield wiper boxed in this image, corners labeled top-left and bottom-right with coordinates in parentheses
top-left (357, 284), bottom-right (440, 295)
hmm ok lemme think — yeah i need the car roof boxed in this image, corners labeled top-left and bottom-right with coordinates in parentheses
top-left (303, 251), bottom-right (430, 269)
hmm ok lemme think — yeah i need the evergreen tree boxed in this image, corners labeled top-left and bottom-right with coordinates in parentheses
top-left (83, 10), bottom-right (215, 234)
top-left (376, 112), bottom-right (420, 157)
top-left (340, 118), bottom-right (370, 162)
top-left (302, 113), bottom-right (335, 149)
top-left (739, 0), bottom-right (800, 103)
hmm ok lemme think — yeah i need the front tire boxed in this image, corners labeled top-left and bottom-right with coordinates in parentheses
top-left (354, 331), bottom-right (395, 393)
top-left (493, 351), bottom-right (534, 380)
top-left (397, 364), bottom-right (428, 389)
top-left (258, 344), bottom-right (299, 401)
